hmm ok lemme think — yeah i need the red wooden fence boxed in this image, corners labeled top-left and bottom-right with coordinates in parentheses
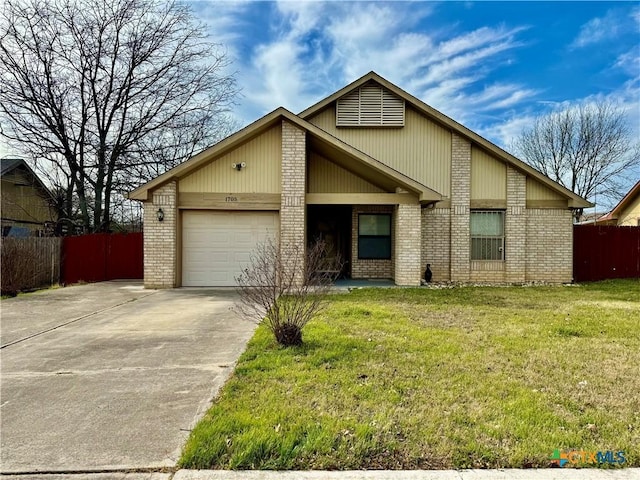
top-left (62, 233), bottom-right (143, 284)
top-left (573, 225), bottom-right (640, 282)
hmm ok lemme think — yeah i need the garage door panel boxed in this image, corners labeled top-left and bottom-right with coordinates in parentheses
top-left (182, 211), bottom-right (279, 287)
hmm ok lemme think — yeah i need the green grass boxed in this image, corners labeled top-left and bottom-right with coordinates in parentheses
top-left (180, 279), bottom-right (640, 470)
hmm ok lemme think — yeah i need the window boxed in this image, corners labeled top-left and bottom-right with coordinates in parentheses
top-left (470, 211), bottom-right (504, 260)
top-left (336, 84), bottom-right (404, 127)
top-left (358, 214), bottom-right (391, 259)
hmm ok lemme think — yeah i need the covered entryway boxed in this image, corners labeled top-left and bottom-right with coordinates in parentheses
top-left (307, 205), bottom-right (352, 278)
top-left (181, 210), bottom-right (279, 286)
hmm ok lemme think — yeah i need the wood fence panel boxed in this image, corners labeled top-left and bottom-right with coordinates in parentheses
top-left (1, 237), bottom-right (62, 294)
top-left (573, 225), bottom-right (640, 282)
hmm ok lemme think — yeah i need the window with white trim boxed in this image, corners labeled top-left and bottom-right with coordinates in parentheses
top-left (336, 84), bottom-right (404, 127)
top-left (470, 211), bottom-right (505, 261)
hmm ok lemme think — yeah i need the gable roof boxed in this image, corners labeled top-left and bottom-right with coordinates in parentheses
top-left (300, 72), bottom-right (592, 209)
top-left (129, 107), bottom-right (442, 202)
top-left (1, 158), bottom-right (54, 200)
top-left (596, 180), bottom-right (640, 222)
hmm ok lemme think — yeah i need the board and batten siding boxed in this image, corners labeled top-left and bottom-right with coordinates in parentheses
top-left (179, 124), bottom-right (282, 194)
top-left (470, 147), bottom-right (507, 201)
top-left (307, 152), bottom-right (386, 194)
top-left (307, 105), bottom-right (452, 197)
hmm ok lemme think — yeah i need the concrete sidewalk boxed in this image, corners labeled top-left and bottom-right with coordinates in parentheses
top-left (174, 469), bottom-right (640, 479)
top-left (1, 468), bottom-right (637, 480)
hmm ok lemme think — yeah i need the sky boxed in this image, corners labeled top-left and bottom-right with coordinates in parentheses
top-left (191, 0), bottom-right (640, 157)
top-left (1, 1), bottom-right (638, 201)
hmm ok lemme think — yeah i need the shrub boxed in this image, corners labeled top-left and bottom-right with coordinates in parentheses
top-left (235, 239), bottom-right (342, 347)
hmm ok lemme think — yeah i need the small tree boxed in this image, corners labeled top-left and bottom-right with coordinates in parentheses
top-left (235, 238), bottom-right (342, 347)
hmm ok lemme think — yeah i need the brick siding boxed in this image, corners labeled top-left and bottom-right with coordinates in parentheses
top-left (143, 181), bottom-right (177, 288)
top-left (450, 133), bottom-right (471, 281)
top-left (505, 166), bottom-right (526, 283)
top-left (280, 120), bottom-right (306, 286)
top-left (394, 203), bottom-right (422, 285)
top-left (422, 207), bottom-right (451, 282)
top-left (526, 209), bottom-right (573, 282)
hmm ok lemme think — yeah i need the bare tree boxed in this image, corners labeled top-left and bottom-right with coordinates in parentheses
top-left (235, 239), bottom-right (343, 347)
top-left (514, 102), bottom-right (640, 211)
top-left (0, 0), bottom-right (238, 232)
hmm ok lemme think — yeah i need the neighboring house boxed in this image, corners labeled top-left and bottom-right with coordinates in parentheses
top-left (129, 72), bottom-right (591, 288)
top-left (1, 158), bottom-right (56, 237)
top-left (594, 181), bottom-right (640, 226)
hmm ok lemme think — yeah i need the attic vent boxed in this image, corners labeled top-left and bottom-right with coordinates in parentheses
top-left (336, 84), bottom-right (404, 127)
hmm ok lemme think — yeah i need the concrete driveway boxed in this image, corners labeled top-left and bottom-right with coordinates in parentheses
top-left (0, 281), bottom-right (256, 474)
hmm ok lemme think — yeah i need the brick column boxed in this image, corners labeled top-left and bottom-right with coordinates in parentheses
top-left (281, 120), bottom-right (306, 286)
top-left (450, 133), bottom-right (471, 282)
top-left (394, 203), bottom-right (421, 286)
top-left (422, 207), bottom-right (451, 282)
top-left (505, 166), bottom-right (526, 283)
top-left (143, 181), bottom-right (177, 288)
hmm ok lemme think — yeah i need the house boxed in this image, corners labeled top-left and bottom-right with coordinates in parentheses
top-left (1, 158), bottom-right (56, 237)
top-left (129, 72), bottom-right (591, 288)
top-left (594, 181), bottom-right (640, 226)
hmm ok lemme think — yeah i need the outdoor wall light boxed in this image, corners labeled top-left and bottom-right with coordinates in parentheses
top-left (232, 162), bottom-right (246, 171)
top-left (156, 207), bottom-right (164, 222)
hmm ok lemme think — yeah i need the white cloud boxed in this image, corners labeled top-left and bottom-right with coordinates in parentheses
top-left (614, 48), bottom-right (640, 77)
top-left (571, 11), bottom-right (620, 48)
top-left (195, 1), bottom-right (640, 146)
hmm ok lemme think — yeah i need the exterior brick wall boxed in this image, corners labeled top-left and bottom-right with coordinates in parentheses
top-left (394, 203), bottom-right (421, 285)
top-left (450, 133), bottom-right (471, 281)
top-left (422, 207), bottom-right (451, 282)
top-left (143, 181), bottom-right (177, 288)
top-left (505, 166), bottom-right (526, 283)
top-left (525, 209), bottom-right (573, 283)
top-left (470, 261), bottom-right (506, 283)
top-left (281, 120), bottom-right (306, 286)
top-left (351, 205), bottom-right (393, 279)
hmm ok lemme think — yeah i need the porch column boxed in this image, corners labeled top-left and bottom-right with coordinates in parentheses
top-left (394, 203), bottom-right (421, 286)
top-left (450, 133), bottom-right (471, 282)
top-left (144, 180), bottom-right (177, 288)
top-left (505, 166), bottom-right (526, 283)
top-left (281, 120), bottom-right (306, 286)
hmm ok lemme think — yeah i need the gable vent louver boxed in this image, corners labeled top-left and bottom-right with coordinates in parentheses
top-left (336, 83), bottom-right (404, 127)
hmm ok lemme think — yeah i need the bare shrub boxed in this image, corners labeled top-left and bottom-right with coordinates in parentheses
top-left (235, 238), bottom-right (342, 347)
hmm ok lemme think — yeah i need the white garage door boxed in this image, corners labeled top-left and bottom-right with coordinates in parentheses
top-left (182, 211), bottom-right (279, 287)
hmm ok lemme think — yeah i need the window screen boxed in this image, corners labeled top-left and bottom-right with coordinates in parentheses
top-left (470, 211), bottom-right (505, 260)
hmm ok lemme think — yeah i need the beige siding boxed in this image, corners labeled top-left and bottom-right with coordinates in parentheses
top-left (526, 177), bottom-right (565, 201)
top-left (179, 124), bottom-right (282, 193)
top-left (471, 147), bottom-right (506, 200)
top-left (618, 195), bottom-right (640, 226)
top-left (307, 152), bottom-right (385, 193)
top-left (308, 105), bottom-right (451, 197)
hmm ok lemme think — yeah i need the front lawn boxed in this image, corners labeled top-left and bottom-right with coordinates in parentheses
top-left (180, 280), bottom-right (640, 469)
